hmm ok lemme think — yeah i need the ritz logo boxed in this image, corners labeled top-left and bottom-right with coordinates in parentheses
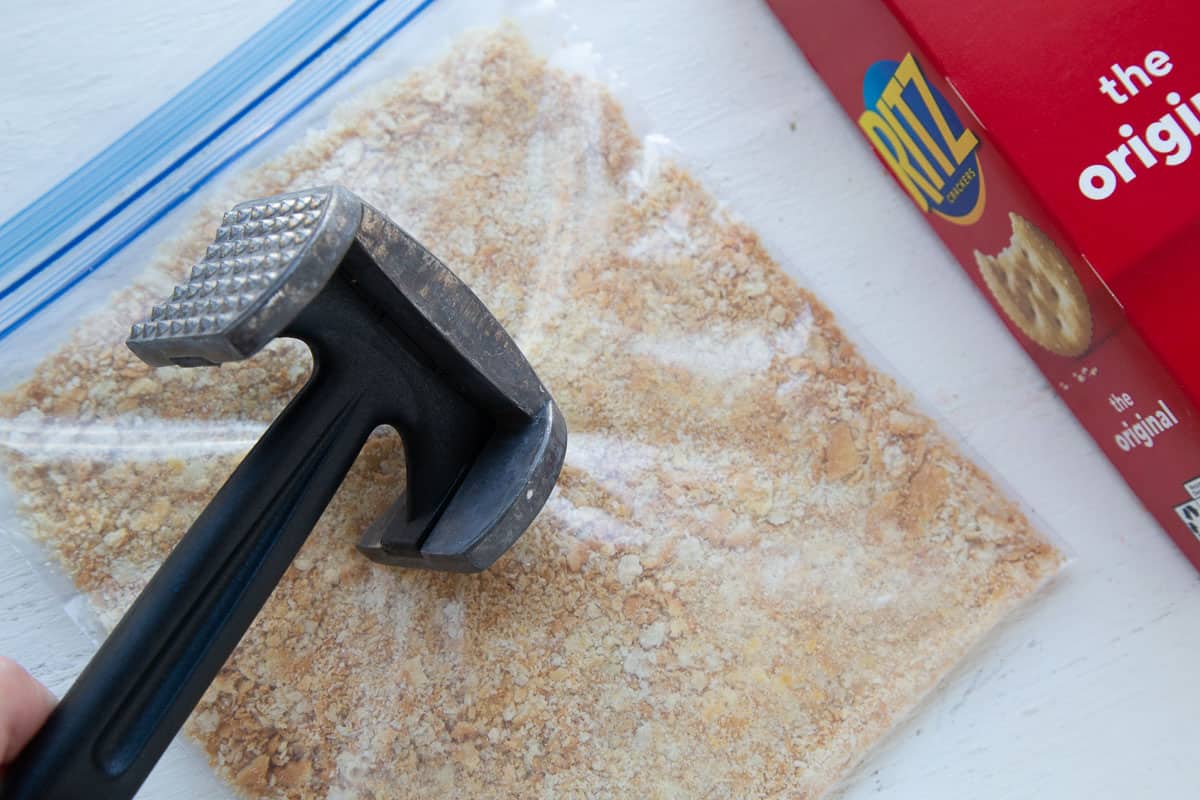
top-left (858, 54), bottom-right (985, 224)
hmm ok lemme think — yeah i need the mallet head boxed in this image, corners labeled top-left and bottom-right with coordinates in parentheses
top-left (128, 185), bottom-right (566, 571)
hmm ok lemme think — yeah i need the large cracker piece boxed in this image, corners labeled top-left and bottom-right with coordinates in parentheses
top-left (0, 26), bottom-right (1061, 800)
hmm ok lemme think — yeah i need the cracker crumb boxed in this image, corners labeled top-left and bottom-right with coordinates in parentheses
top-left (102, 528), bottom-right (130, 549)
top-left (639, 622), bottom-right (667, 650)
top-left (616, 554), bottom-right (643, 586)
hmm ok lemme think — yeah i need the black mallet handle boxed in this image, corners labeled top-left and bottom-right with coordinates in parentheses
top-left (1, 364), bottom-right (373, 800)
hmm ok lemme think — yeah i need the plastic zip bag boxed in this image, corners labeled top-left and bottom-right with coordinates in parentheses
top-left (0, 4), bottom-right (1063, 798)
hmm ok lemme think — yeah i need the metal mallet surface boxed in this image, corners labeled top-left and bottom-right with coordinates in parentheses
top-left (2, 186), bottom-right (567, 800)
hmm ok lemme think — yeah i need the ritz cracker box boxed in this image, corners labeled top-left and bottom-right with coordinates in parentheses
top-left (765, 0), bottom-right (1200, 569)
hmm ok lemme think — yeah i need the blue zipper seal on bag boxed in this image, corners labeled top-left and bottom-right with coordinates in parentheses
top-left (0, 0), bottom-right (437, 342)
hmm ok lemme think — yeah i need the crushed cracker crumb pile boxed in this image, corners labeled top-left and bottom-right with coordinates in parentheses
top-left (0, 26), bottom-right (1061, 800)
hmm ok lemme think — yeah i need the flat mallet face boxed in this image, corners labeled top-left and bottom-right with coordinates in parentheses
top-left (3, 186), bottom-right (566, 800)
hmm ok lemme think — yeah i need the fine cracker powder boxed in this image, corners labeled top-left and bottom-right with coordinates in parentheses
top-left (0, 26), bottom-right (1062, 800)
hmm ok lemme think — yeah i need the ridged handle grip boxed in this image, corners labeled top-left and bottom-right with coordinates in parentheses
top-left (0, 365), bottom-right (372, 800)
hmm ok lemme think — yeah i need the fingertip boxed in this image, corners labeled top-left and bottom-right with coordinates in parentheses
top-left (0, 656), bottom-right (55, 764)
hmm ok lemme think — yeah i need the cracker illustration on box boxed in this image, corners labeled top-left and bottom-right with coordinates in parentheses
top-left (975, 213), bottom-right (1092, 357)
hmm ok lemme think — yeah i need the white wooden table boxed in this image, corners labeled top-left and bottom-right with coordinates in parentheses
top-left (3, 1), bottom-right (1198, 797)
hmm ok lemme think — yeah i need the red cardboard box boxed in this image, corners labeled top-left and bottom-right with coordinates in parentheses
top-left (766, 0), bottom-right (1200, 568)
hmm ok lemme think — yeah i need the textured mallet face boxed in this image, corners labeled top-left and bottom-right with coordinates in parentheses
top-left (127, 187), bottom-right (358, 368)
